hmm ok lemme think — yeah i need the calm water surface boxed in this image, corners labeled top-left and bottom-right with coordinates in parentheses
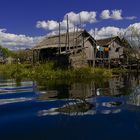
top-left (0, 73), bottom-right (140, 140)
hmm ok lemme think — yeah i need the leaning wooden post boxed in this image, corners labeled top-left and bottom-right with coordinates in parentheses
top-left (93, 41), bottom-right (97, 67)
top-left (108, 49), bottom-right (110, 69)
top-left (82, 32), bottom-right (84, 49)
top-left (58, 22), bottom-right (61, 54)
top-left (93, 44), bottom-right (95, 67)
top-left (32, 50), bottom-right (34, 65)
top-left (67, 15), bottom-right (70, 51)
top-left (73, 25), bottom-right (76, 53)
top-left (75, 26), bottom-right (78, 52)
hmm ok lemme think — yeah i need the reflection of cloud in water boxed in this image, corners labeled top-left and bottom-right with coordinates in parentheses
top-left (38, 107), bottom-right (122, 117)
top-left (38, 108), bottom-right (96, 117)
top-left (37, 90), bottom-right (58, 100)
top-left (101, 109), bottom-right (121, 114)
top-left (37, 97), bottom-right (123, 117)
top-left (102, 101), bottom-right (122, 107)
top-left (0, 81), bottom-right (37, 95)
top-left (0, 81), bottom-right (37, 105)
top-left (0, 97), bottom-right (33, 105)
top-left (38, 108), bottom-right (59, 116)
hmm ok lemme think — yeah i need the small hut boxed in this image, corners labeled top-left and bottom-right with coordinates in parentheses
top-left (96, 36), bottom-right (131, 67)
top-left (33, 30), bottom-right (96, 68)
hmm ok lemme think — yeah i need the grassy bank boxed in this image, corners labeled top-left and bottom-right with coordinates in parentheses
top-left (0, 63), bottom-right (113, 81)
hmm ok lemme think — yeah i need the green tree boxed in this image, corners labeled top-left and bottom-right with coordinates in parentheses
top-left (0, 45), bottom-right (12, 57)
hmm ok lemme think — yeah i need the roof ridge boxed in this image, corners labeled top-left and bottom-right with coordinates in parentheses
top-left (96, 36), bottom-right (119, 41)
top-left (46, 29), bottom-right (84, 38)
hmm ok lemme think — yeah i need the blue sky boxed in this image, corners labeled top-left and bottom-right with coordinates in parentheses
top-left (0, 0), bottom-right (140, 49)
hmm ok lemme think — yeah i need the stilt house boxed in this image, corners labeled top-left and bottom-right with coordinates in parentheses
top-left (33, 30), bottom-right (96, 68)
top-left (96, 36), bottom-right (131, 67)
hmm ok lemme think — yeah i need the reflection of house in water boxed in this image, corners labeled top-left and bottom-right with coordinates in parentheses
top-left (37, 83), bottom-right (70, 101)
top-left (37, 80), bottom-right (126, 116)
top-left (69, 82), bottom-right (96, 99)
top-left (127, 86), bottom-right (140, 106)
top-left (37, 75), bottom-right (138, 100)
top-left (108, 77), bottom-right (124, 95)
top-left (37, 77), bottom-right (128, 101)
top-left (37, 74), bottom-right (140, 117)
top-left (93, 76), bottom-right (125, 97)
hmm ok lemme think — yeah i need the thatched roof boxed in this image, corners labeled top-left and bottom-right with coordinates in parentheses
top-left (96, 36), bottom-right (121, 46)
top-left (96, 36), bottom-right (132, 48)
top-left (33, 30), bottom-right (96, 50)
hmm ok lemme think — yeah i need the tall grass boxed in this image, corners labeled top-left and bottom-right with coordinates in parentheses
top-left (0, 63), bottom-right (112, 81)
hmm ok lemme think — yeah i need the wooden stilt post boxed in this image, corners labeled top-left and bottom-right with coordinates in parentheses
top-left (67, 15), bottom-right (70, 51)
top-left (38, 50), bottom-right (40, 63)
top-left (94, 47), bottom-right (96, 67)
top-left (108, 50), bottom-right (110, 69)
top-left (73, 25), bottom-right (75, 53)
top-left (32, 50), bottom-right (34, 65)
top-left (82, 31), bottom-right (84, 49)
top-left (65, 30), bottom-right (68, 52)
top-left (59, 22), bottom-right (61, 54)
top-left (75, 26), bottom-right (78, 53)
top-left (109, 58), bottom-right (111, 69)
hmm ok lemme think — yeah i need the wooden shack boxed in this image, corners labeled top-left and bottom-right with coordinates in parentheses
top-left (96, 36), bottom-right (130, 67)
top-left (33, 30), bottom-right (96, 68)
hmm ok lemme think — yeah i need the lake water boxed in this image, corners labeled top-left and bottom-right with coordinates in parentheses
top-left (0, 73), bottom-right (140, 140)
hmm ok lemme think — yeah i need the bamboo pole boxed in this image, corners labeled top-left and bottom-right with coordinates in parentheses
top-left (58, 22), bottom-right (61, 54)
top-left (75, 26), bottom-right (78, 53)
top-left (73, 25), bottom-right (76, 53)
top-left (93, 43), bottom-right (95, 67)
top-left (32, 50), bottom-right (35, 64)
top-left (65, 29), bottom-right (68, 52)
top-left (67, 15), bottom-right (70, 51)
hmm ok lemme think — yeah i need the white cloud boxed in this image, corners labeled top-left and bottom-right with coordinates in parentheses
top-left (126, 22), bottom-right (140, 38)
top-left (125, 16), bottom-right (137, 20)
top-left (128, 22), bottom-right (140, 30)
top-left (0, 29), bottom-right (42, 50)
top-left (0, 28), bottom-right (7, 32)
top-left (64, 12), bottom-right (79, 25)
top-left (60, 19), bottom-right (75, 30)
top-left (100, 10), bottom-right (111, 19)
top-left (89, 22), bottom-right (140, 40)
top-left (0, 8), bottom-right (138, 50)
top-left (64, 11), bottom-right (97, 24)
top-left (111, 10), bottom-right (123, 20)
top-left (39, 21), bottom-right (140, 41)
top-left (36, 19), bottom-right (73, 31)
top-left (79, 11), bottom-right (97, 23)
top-left (36, 11), bottom-right (97, 31)
top-left (100, 9), bottom-right (136, 21)
top-left (89, 26), bottom-right (124, 39)
top-left (36, 20), bottom-right (59, 30)
top-left (46, 27), bottom-right (82, 37)
top-left (37, 10), bottom-right (136, 32)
